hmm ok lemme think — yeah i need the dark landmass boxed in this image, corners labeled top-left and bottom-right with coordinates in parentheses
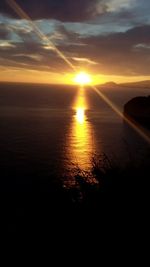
top-left (99, 81), bottom-right (118, 88)
top-left (124, 96), bottom-right (150, 128)
top-left (98, 80), bottom-right (150, 89)
top-left (120, 80), bottom-right (150, 88)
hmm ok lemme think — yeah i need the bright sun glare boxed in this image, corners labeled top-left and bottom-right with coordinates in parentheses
top-left (74, 72), bottom-right (92, 85)
top-left (76, 108), bottom-right (85, 124)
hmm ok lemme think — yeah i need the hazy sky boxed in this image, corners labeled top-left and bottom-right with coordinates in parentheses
top-left (0, 0), bottom-right (150, 84)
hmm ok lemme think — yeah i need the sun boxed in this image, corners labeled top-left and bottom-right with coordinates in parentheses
top-left (74, 72), bottom-right (92, 85)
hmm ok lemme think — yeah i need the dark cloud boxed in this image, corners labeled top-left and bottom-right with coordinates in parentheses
top-left (1, 22), bottom-right (150, 76)
top-left (83, 25), bottom-right (150, 75)
top-left (82, 25), bottom-right (150, 51)
top-left (0, 36), bottom-right (72, 73)
top-left (0, 23), bottom-right (10, 39)
top-left (0, 0), bottom-right (103, 22)
top-left (58, 25), bottom-right (150, 76)
top-left (49, 24), bottom-right (83, 47)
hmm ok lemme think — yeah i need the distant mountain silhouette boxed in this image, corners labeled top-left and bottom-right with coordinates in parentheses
top-left (99, 81), bottom-right (117, 88)
top-left (124, 96), bottom-right (150, 128)
top-left (121, 80), bottom-right (150, 88)
top-left (99, 80), bottom-right (150, 89)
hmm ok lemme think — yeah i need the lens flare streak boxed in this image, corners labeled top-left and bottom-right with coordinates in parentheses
top-left (6, 0), bottom-right (76, 71)
top-left (92, 85), bottom-right (150, 144)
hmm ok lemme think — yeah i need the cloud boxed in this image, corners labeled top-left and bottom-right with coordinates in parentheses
top-left (0, 0), bottom-right (104, 22)
top-left (86, 25), bottom-right (150, 75)
top-left (1, 15), bottom-right (150, 77)
top-left (106, 0), bottom-right (136, 12)
top-left (47, 24), bottom-right (80, 45)
top-left (59, 25), bottom-right (150, 76)
top-left (72, 57), bottom-right (98, 65)
top-left (134, 43), bottom-right (150, 50)
top-left (0, 40), bottom-right (16, 48)
top-left (0, 23), bottom-right (10, 39)
top-left (0, 35), bottom-right (72, 73)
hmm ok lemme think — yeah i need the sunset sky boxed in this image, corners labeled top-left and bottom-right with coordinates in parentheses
top-left (0, 0), bottom-right (150, 84)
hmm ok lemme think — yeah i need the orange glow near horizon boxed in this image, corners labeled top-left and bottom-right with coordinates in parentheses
top-left (1, 68), bottom-right (150, 85)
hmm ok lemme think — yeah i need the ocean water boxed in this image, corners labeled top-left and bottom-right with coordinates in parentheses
top-left (0, 82), bottom-right (149, 187)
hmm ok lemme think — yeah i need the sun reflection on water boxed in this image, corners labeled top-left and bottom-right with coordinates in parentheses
top-left (67, 87), bottom-right (95, 170)
top-left (76, 108), bottom-right (85, 124)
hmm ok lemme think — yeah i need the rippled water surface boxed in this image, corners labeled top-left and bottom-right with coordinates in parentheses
top-left (0, 83), bottom-right (149, 183)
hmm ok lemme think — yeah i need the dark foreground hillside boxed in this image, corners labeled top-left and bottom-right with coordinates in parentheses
top-left (1, 151), bottom-right (149, 239)
top-left (124, 96), bottom-right (150, 128)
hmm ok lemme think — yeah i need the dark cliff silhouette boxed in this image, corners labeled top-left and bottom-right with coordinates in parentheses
top-left (124, 96), bottom-right (150, 128)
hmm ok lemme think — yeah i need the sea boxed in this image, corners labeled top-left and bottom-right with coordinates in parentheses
top-left (0, 82), bottom-right (150, 188)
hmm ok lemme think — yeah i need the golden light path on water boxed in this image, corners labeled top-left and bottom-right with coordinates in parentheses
top-left (67, 87), bottom-right (95, 170)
